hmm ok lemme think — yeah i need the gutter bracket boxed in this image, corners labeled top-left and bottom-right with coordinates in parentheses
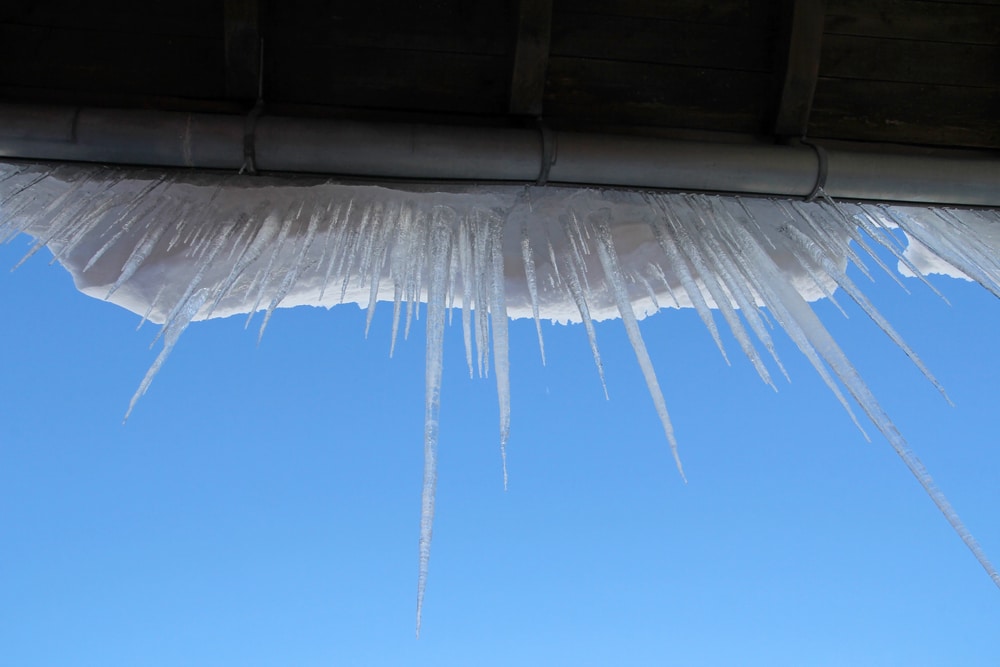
top-left (802, 139), bottom-right (828, 201)
top-left (241, 102), bottom-right (262, 175)
top-left (537, 122), bottom-right (556, 185)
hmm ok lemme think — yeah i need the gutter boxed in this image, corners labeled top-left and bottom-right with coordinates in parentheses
top-left (0, 103), bottom-right (998, 207)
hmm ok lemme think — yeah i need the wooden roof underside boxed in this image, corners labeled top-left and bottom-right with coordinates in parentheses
top-left (1, 0), bottom-right (998, 152)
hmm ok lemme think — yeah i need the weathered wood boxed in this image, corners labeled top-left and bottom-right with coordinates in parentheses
top-left (0, 24), bottom-right (224, 99)
top-left (0, 84), bottom-right (247, 115)
top-left (224, 0), bottom-right (260, 101)
top-left (0, 0), bottom-right (221, 38)
top-left (821, 34), bottom-right (1000, 88)
top-left (771, 0), bottom-right (826, 137)
top-left (810, 77), bottom-right (1000, 147)
top-left (509, 0), bottom-right (553, 115)
top-left (825, 0), bottom-right (1000, 45)
top-left (554, 0), bottom-right (758, 25)
top-left (545, 57), bottom-right (769, 132)
top-left (266, 44), bottom-right (509, 114)
top-left (551, 11), bottom-right (773, 72)
top-left (266, 0), bottom-right (509, 56)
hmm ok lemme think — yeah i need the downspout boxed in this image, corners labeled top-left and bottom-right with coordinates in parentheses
top-left (0, 103), bottom-right (998, 207)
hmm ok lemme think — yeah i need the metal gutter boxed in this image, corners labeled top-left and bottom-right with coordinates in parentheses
top-left (1, 103), bottom-right (998, 207)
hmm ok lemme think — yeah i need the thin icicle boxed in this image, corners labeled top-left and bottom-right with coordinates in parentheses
top-left (258, 207), bottom-right (322, 342)
top-left (724, 215), bottom-right (1000, 589)
top-left (415, 205), bottom-right (452, 639)
top-left (782, 221), bottom-right (952, 403)
top-left (472, 212), bottom-right (492, 378)
top-left (124, 288), bottom-right (210, 422)
top-left (457, 214), bottom-right (475, 377)
top-left (390, 282), bottom-right (403, 358)
top-left (79, 178), bottom-right (169, 272)
top-left (403, 210), bottom-right (430, 342)
top-left (705, 206), bottom-right (871, 439)
top-left (244, 205), bottom-right (299, 327)
top-left (316, 200), bottom-right (348, 301)
top-left (819, 194), bottom-right (910, 291)
top-left (489, 212), bottom-right (512, 489)
top-left (646, 194), bottom-right (729, 364)
top-left (520, 216), bottom-right (546, 365)
top-left (365, 202), bottom-right (402, 337)
top-left (665, 198), bottom-right (779, 388)
top-left (106, 215), bottom-right (173, 297)
top-left (592, 209), bottom-right (686, 481)
top-left (558, 216), bottom-right (609, 399)
top-left (846, 201), bottom-right (946, 297)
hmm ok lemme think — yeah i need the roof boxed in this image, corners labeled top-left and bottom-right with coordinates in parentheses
top-left (2, 0), bottom-right (997, 153)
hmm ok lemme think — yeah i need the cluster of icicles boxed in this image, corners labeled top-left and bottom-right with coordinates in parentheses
top-left (2, 160), bottom-right (999, 634)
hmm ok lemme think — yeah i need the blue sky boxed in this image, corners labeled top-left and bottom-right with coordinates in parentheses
top-left (1, 230), bottom-right (999, 666)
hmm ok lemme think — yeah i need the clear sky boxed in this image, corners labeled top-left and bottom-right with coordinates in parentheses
top-left (1, 228), bottom-right (999, 666)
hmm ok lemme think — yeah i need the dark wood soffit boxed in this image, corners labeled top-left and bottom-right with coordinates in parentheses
top-left (509, 0), bottom-right (554, 116)
top-left (224, 0), bottom-right (261, 102)
top-left (771, 0), bottom-right (826, 138)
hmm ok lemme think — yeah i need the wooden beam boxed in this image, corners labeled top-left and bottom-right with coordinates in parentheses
top-left (771, 0), bottom-right (826, 138)
top-left (509, 0), bottom-right (554, 116)
top-left (224, 0), bottom-right (261, 102)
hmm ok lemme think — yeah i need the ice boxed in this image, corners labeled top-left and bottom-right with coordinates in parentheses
top-left (416, 208), bottom-right (451, 638)
top-left (489, 212), bottom-right (512, 489)
top-left (4, 159), bottom-right (1000, 631)
top-left (592, 209), bottom-right (685, 480)
top-left (520, 215), bottom-right (546, 365)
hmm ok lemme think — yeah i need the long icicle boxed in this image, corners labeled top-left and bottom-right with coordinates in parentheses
top-left (415, 207), bottom-right (452, 638)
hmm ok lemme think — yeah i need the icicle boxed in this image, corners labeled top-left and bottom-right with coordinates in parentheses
top-left (124, 289), bottom-right (209, 422)
top-left (244, 204), bottom-right (299, 327)
top-left (558, 215), bottom-right (609, 399)
top-left (703, 203), bottom-right (870, 438)
top-left (849, 205), bottom-right (950, 304)
top-left (457, 214), bottom-right (475, 378)
top-left (489, 212), bottom-right (512, 489)
top-left (723, 214), bottom-right (1000, 589)
top-left (665, 197), bottom-right (779, 388)
top-left (365, 202), bottom-right (402, 338)
top-left (79, 177), bottom-right (169, 273)
top-left (106, 214), bottom-right (173, 297)
top-left (390, 282), bottom-right (403, 358)
top-left (258, 207), bottom-right (322, 342)
top-left (415, 204), bottom-right (452, 639)
top-left (781, 221), bottom-right (952, 403)
top-left (316, 200), bottom-right (348, 301)
top-left (646, 194), bottom-right (729, 364)
top-left (472, 211), bottom-right (492, 378)
top-left (204, 202), bottom-right (279, 317)
top-left (818, 194), bottom-right (910, 291)
top-left (591, 209), bottom-right (686, 480)
top-left (520, 216), bottom-right (546, 365)
top-left (403, 210), bottom-right (430, 342)
top-left (688, 198), bottom-right (789, 384)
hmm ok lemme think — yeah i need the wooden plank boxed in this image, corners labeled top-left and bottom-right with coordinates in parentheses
top-left (0, 84), bottom-right (247, 114)
top-left (509, 0), bottom-right (553, 115)
top-left (821, 34), bottom-right (1000, 88)
top-left (266, 44), bottom-right (509, 115)
top-left (0, 24), bottom-right (224, 99)
top-left (266, 0), bottom-right (509, 56)
top-left (224, 0), bottom-right (261, 101)
top-left (550, 11), bottom-right (772, 72)
top-left (544, 57), bottom-right (769, 132)
top-left (809, 77), bottom-right (1000, 147)
top-left (825, 0), bottom-right (1000, 45)
top-left (771, 0), bottom-right (827, 137)
top-left (0, 0), bottom-right (221, 38)
top-left (554, 0), bottom-right (757, 26)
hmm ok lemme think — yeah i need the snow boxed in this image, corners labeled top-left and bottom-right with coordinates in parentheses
top-left (3, 159), bottom-right (1000, 631)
